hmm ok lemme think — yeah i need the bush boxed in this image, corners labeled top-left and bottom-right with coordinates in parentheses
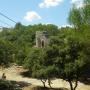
top-left (0, 80), bottom-right (14, 90)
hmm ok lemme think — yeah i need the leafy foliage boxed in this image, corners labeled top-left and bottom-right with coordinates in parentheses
top-left (0, 1), bottom-right (89, 90)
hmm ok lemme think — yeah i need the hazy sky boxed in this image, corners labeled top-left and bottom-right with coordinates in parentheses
top-left (0, 0), bottom-right (83, 27)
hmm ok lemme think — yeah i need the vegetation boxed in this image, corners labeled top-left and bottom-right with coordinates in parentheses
top-left (0, 0), bottom-right (90, 90)
top-left (0, 80), bottom-right (14, 90)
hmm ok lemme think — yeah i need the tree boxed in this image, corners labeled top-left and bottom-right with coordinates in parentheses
top-left (14, 22), bottom-right (23, 30)
top-left (79, 26), bottom-right (90, 79)
top-left (68, 7), bottom-right (82, 30)
top-left (23, 31), bottom-right (90, 90)
top-left (68, 0), bottom-right (90, 30)
top-left (48, 30), bottom-right (90, 90)
top-left (24, 46), bottom-right (58, 88)
top-left (16, 49), bottom-right (26, 65)
top-left (83, 0), bottom-right (90, 25)
top-left (0, 39), bottom-right (14, 67)
top-left (55, 36), bottom-right (88, 90)
top-left (23, 48), bottom-right (47, 87)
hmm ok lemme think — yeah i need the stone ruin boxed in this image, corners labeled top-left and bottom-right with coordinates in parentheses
top-left (36, 31), bottom-right (49, 48)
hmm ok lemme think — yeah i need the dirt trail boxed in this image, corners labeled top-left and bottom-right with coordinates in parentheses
top-left (0, 66), bottom-right (90, 90)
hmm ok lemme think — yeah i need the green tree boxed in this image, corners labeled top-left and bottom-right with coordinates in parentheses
top-left (55, 36), bottom-right (87, 90)
top-left (0, 39), bottom-right (14, 67)
top-left (83, 0), bottom-right (90, 25)
top-left (68, 7), bottom-right (82, 30)
top-left (68, 0), bottom-right (90, 30)
top-left (24, 47), bottom-right (58, 88)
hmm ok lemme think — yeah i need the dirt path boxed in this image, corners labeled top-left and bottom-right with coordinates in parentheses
top-left (0, 66), bottom-right (90, 90)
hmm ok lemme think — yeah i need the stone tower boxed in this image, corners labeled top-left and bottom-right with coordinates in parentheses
top-left (36, 31), bottom-right (48, 48)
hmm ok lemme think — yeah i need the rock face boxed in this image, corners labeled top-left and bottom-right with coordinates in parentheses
top-left (36, 31), bottom-right (49, 48)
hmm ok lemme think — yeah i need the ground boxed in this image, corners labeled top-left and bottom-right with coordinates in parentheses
top-left (0, 65), bottom-right (90, 90)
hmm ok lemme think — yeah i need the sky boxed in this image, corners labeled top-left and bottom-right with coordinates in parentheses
top-left (0, 0), bottom-right (83, 27)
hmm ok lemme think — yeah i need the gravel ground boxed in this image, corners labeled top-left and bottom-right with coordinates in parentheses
top-left (0, 66), bottom-right (90, 90)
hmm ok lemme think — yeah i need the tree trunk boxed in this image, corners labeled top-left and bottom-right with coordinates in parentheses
top-left (41, 79), bottom-right (46, 88)
top-left (73, 79), bottom-right (78, 90)
top-left (69, 81), bottom-right (73, 90)
top-left (69, 80), bottom-right (78, 90)
top-left (48, 78), bottom-right (52, 88)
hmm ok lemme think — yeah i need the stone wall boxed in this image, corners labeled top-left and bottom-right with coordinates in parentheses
top-left (36, 31), bottom-right (48, 48)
